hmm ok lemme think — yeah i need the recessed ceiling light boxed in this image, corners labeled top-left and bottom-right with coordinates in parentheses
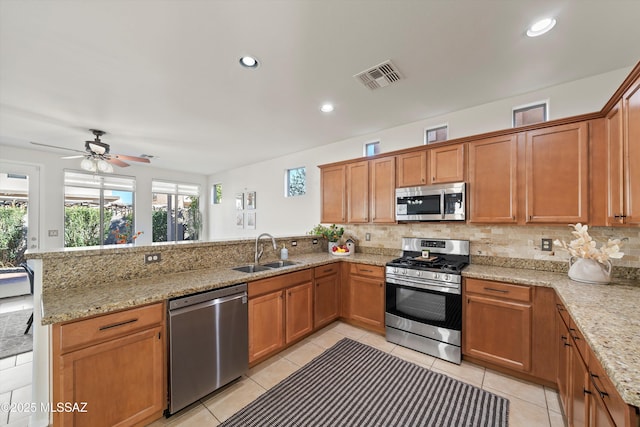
top-left (239, 56), bottom-right (259, 68)
top-left (320, 103), bottom-right (334, 113)
top-left (526, 17), bottom-right (556, 37)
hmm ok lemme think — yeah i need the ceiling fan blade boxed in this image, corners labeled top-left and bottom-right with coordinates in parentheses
top-left (107, 158), bottom-right (129, 167)
top-left (113, 154), bottom-right (151, 163)
top-left (61, 155), bottom-right (85, 159)
top-left (30, 141), bottom-right (86, 154)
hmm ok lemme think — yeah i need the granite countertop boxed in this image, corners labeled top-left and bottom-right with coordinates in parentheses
top-left (41, 257), bottom-right (640, 408)
top-left (40, 252), bottom-right (390, 325)
top-left (463, 264), bottom-right (640, 408)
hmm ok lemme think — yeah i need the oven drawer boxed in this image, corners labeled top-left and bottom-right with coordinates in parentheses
top-left (465, 278), bottom-right (531, 302)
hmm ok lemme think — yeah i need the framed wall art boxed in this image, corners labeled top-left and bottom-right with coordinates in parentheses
top-left (245, 191), bottom-right (256, 210)
top-left (235, 193), bottom-right (244, 210)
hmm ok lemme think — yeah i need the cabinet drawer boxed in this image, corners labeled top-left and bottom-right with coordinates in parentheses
top-left (588, 347), bottom-right (630, 427)
top-left (556, 300), bottom-right (571, 328)
top-left (465, 278), bottom-right (531, 302)
top-left (314, 263), bottom-right (340, 278)
top-left (57, 303), bottom-right (164, 354)
top-left (568, 319), bottom-right (588, 363)
top-left (249, 269), bottom-right (313, 297)
top-left (350, 263), bottom-right (384, 278)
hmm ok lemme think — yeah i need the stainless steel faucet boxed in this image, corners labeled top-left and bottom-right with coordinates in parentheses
top-left (255, 233), bottom-right (277, 265)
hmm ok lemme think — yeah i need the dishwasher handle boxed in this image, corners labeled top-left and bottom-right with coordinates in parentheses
top-left (169, 292), bottom-right (247, 317)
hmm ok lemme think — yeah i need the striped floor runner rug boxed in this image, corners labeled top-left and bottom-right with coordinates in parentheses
top-left (221, 338), bottom-right (509, 427)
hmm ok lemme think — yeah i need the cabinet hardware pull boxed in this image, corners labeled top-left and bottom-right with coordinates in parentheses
top-left (590, 374), bottom-right (609, 398)
top-left (158, 332), bottom-right (161, 340)
top-left (99, 318), bottom-right (138, 331)
top-left (484, 287), bottom-right (508, 293)
top-left (323, 268), bottom-right (333, 273)
top-left (361, 269), bottom-right (373, 273)
top-left (561, 335), bottom-right (567, 341)
top-left (583, 388), bottom-right (592, 395)
top-left (564, 342), bottom-right (571, 347)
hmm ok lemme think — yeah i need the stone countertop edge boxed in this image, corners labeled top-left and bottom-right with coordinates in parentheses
top-left (40, 252), bottom-right (389, 325)
top-left (463, 264), bottom-right (640, 408)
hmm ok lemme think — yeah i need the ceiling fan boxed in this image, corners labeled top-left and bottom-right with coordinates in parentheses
top-left (30, 129), bottom-right (151, 173)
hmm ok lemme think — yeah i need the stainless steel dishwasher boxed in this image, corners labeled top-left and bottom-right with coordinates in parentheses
top-left (168, 283), bottom-right (248, 415)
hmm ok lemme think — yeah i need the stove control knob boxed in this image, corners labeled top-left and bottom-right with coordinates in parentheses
top-left (401, 269), bottom-right (407, 275)
top-left (434, 273), bottom-right (440, 280)
top-left (443, 274), bottom-right (451, 281)
top-left (393, 268), bottom-right (398, 274)
top-left (415, 271), bottom-right (421, 277)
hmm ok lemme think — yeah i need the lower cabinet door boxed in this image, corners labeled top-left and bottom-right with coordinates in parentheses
top-left (464, 295), bottom-right (532, 372)
top-left (285, 282), bottom-right (314, 343)
top-left (56, 327), bottom-right (164, 427)
top-left (314, 273), bottom-right (339, 328)
top-left (248, 291), bottom-right (284, 363)
top-left (571, 348), bottom-right (589, 427)
top-left (349, 275), bottom-right (384, 332)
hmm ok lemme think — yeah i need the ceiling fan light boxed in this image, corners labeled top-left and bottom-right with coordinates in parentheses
top-left (97, 159), bottom-right (113, 173)
top-left (81, 158), bottom-right (97, 172)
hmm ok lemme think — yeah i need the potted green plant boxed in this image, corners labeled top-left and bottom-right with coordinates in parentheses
top-left (308, 224), bottom-right (345, 253)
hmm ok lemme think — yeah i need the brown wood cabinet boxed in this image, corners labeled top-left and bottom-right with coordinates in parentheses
top-left (346, 160), bottom-right (369, 223)
top-left (320, 164), bottom-right (346, 223)
top-left (468, 134), bottom-right (518, 223)
top-left (344, 264), bottom-right (385, 333)
top-left (314, 264), bottom-right (340, 328)
top-left (524, 122), bottom-right (589, 223)
top-left (321, 156), bottom-right (395, 224)
top-left (396, 150), bottom-right (427, 187)
top-left (556, 299), bottom-right (637, 427)
top-left (369, 156), bottom-right (396, 223)
top-left (607, 77), bottom-right (640, 226)
top-left (429, 142), bottom-right (465, 183)
top-left (248, 269), bottom-right (314, 364)
top-left (463, 279), bottom-right (532, 372)
top-left (51, 303), bottom-right (166, 427)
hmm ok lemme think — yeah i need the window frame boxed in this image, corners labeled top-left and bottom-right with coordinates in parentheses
top-left (63, 170), bottom-right (136, 248)
top-left (152, 180), bottom-right (201, 242)
top-left (285, 166), bottom-right (306, 197)
top-left (363, 141), bottom-right (380, 157)
top-left (424, 124), bottom-right (449, 145)
top-left (512, 101), bottom-right (549, 127)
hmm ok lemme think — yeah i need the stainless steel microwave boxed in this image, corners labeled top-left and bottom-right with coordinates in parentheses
top-left (395, 182), bottom-right (466, 221)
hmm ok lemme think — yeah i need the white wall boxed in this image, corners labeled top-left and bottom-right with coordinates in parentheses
top-left (0, 144), bottom-right (208, 250)
top-left (208, 66), bottom-right (632, 239)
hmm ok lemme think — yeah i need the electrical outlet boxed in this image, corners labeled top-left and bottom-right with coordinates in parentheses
top-left (312, 239), bottom-right (318, 245)
top-left (541, 239), bottom-right (553, 251)
top-left (291, 241), bottom-right (297, 246)
top-left (145, 253), bottom-right (162, 264)
top-left (365, 233), bottom-right (371, 241)
top-left (48, 229), bottom-right (59, 237)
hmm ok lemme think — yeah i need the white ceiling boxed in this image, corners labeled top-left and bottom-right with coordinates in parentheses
top-left (1, 0), bottom-right (639, 175)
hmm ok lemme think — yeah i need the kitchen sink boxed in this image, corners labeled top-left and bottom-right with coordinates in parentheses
top-left (232, 264), bottom-right (272, 273)
top-left (263, 260), bottom-right (297, 268)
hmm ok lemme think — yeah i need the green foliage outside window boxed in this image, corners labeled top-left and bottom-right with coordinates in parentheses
top-left (0, 205), bottom-right (27, 267)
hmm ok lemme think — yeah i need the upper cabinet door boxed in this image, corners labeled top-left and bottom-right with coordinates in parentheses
top-left (525, 122), bottom-right (589, 223)
top-left (623, 78), bottom-right (640, 226)
top-left (369, 156), bottom-right (396, 223)
top-left (346, 160), bottom-right (370, 223)
top-left (429, 143), bottom-right (465, 184)
top-left (396, 150), bottom-right (427, 187)
top-left (320, 164), bottom-right (346, 223)
top-left (468, 135), bottom-right (518, 223)
top-left (606, 101), bottom-right (625, 225)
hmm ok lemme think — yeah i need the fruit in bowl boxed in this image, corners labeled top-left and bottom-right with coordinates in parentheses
top-left (332, 244), bottom-right (350, 254)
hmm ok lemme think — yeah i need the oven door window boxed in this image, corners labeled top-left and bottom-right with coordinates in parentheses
top-left (386, 284), bottom-right (461, 331)
top-left (399, 194), bottom-right (441, 215)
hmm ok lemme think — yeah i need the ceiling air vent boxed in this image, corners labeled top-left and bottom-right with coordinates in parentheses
top-left (354, 60), bottom-right (402, 90)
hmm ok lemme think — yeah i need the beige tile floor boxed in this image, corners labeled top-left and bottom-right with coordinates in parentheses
top-left (0, 295), bottom-right (34, 427)
top-left (149, 321), bottom-right (567, 427)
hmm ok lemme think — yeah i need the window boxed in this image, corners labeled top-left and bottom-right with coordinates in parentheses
top-left (364, 141), bottom-right (380, 157)
top-left (285, 167), bottom-right (306, 197)
top-left (152, 181), bottom-right (201, 242)
top-left (64, 171), bottom-right (136, 247)
top-left (513, 102), bottom-right (548, 127)
top-left (425, 125), bottom-right (448, 144)
top-left (212, 183), bottom-right (222, 204)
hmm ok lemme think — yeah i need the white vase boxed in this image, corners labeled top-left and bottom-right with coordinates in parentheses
top-left (568, 257), bottom-right (612, 284)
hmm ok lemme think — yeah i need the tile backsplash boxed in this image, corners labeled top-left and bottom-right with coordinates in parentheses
top-left (347, 223), bottom-right (639, 277)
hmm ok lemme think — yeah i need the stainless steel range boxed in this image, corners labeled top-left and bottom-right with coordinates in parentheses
top-left (385, 237), bottom-right (469, 364)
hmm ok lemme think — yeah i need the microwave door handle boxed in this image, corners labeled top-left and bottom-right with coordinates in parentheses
top-left (440, 189), bottom-right (445, 219)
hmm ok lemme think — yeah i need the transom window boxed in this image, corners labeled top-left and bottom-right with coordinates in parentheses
top-left (513, 102), bottom-right (548, 127)
top-left (425, 125), bottom-right (448, 144)
top-left (152, 181), bottom-right (201, 242)
top-left (364, 141), bottom-right (380, 157)
top-left (64, 171), bottom-right (136, 247)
